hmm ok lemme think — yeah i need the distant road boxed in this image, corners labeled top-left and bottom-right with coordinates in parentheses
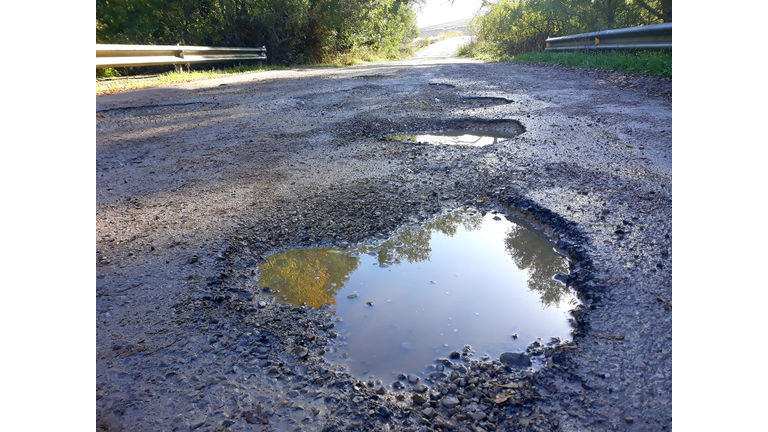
top-left (412, 36), bottom-right (473, 59)
top-left (418, 17), bottom-right (473, 38)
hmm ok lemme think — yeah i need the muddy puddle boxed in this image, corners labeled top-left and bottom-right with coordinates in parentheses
top-left (387, 130), bottom-right (519, 146)
top-left (256, 210), bottom-right (577, 384)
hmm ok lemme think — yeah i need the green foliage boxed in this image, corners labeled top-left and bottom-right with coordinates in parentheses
top-left (468, 0), bottom-right (671, 57)
top-left (96, 68), bottom-right (121, 78)
top-left (97, 0), bottom-right (421, 66)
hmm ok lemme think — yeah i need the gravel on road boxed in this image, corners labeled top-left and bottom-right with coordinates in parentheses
top-left (97, 52), bottom-right (671, 431)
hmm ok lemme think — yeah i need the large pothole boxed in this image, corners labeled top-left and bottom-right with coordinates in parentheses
top-left (254, 208), bottom-right (578, 385)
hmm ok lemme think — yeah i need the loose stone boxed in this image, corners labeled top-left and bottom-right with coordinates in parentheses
top-left (442, 396), bottom-right (460, 408)
top-left (500, 352), bottom-right (532, 367)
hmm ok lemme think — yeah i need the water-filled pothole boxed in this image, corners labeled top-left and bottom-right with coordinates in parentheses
top-left (387, 130), bottom-right (519, 146)
top-left (256, 210), bottom-right (577, 382)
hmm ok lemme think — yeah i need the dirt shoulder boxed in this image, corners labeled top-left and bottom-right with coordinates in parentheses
top-left (97, 56), bottom-right (671, 431)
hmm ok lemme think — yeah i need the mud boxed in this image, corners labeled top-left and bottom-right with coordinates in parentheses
top-left (97, 46), bottom-right (671, 431)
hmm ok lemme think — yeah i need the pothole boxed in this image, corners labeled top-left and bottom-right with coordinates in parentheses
top-left (255, 209), bottom-right (578, 384)
top-left (385, 120), bottom-right (524, 146)
top-left (459, 96), bottom-right (513, 106)
top-left (387, 130), bottom-right (519, 146)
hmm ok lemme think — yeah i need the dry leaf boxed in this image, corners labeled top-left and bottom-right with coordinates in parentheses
top-left (494, 390), bottom-right (516, 404)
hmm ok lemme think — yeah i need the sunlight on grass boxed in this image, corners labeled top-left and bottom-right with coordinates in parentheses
top-left (511, 51), bottom-right (671, 77)
top-left (458, 41), bottom-right (671, 78)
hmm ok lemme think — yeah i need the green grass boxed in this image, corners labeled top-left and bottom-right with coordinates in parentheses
top-left (511, 51), bottom-right (671, 77)
top-left (457, 40), bottom-right (671, 78)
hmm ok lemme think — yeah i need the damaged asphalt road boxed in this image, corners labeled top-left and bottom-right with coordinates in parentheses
top-left (96, 51), bottom-right (671, 431)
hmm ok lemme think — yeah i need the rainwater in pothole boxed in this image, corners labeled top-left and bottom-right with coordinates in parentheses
top-left (256, 210), bottom-right (577, 382)
top-left (387, 130), bottom-right (519, 146)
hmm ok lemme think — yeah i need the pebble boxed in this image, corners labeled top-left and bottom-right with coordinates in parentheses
top-left (442, 396), bottom-right (460, 408)
top-left (500, 352), bottom-right (532, 367)
top-left (422, 407), bottom-right (438, 418)
top-left (471, 411), bottom-right (487, 421)
top-left (189, 417), bottom-right (206, 429)
top-left (411, 394), bottom-right (428, 405)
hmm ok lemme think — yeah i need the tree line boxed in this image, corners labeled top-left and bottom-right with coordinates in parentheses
top-left (96, 0), bottom-right (423, 65)
top-left (469, 0), bottom-right (671, 55)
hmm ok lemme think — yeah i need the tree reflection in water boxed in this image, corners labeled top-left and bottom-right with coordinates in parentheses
top-left (503, 224), bottom-right (571, 308)
top-left (258, 211), bottom-right (570, 310)
top-left (257, 248), bottom-right (360, 308)
top-left (370, 211), bottom-right (486, 266)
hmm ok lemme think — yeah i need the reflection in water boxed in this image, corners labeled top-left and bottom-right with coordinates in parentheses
top-left (256, 211), bottom-right (576, 380)
top-left (365, 211), bottom-right (486, 266)
top-left (387, 130), bottom-right (519, 146)
top-left (258, 248), bottom-right (360, 309)
top-left (504, 225), bottom-right (572, 308)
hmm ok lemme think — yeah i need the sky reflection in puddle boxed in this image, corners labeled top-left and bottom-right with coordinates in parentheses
top-left (387, 130), bottom-right (519, 146)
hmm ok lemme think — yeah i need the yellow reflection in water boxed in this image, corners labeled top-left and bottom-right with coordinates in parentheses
top-left (258, 248), bottom-right (360, 308)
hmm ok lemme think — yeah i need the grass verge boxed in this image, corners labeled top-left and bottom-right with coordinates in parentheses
top-left (96, 65), bottom-right (279, 94)
top-left (458, 42), bottom-right (671, 78)
top-left (96, 48), bottom-right (410, 95)
top-left (512, 51), bottom-right (671, 78)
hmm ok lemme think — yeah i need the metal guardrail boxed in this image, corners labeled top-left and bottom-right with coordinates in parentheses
top-left (545, 22), bottom-right (671, 52)
top-left (96, 44), bottom-right (267, 69)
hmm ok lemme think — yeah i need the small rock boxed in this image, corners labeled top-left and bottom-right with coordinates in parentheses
top-left (442, 396), bottom-right (460, 408)
top-left (412, 383), bottom-right (428, 393)
top-left (375, 386), bottom-right (386, 395)
top-left (190, 417), bottom-right (206, 429)
top-left (500, 352), bottom-right (532, 367)
top-left (187, 255), bottom-right (199, 264)
top-left (407, 374), bottom-right (420, 384)
top-left (625, 418), bottom-right (634, 424)
top-left (471, 411), bottom-right (487, 421)
top-left (412, 394), bottom-right (428, 405)
top-left (295, 347), bottom-right (309, 359)
top-left (346, 293), bottom-right (359, 299)
top-left (422, 407), bottom-right (438, 418)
